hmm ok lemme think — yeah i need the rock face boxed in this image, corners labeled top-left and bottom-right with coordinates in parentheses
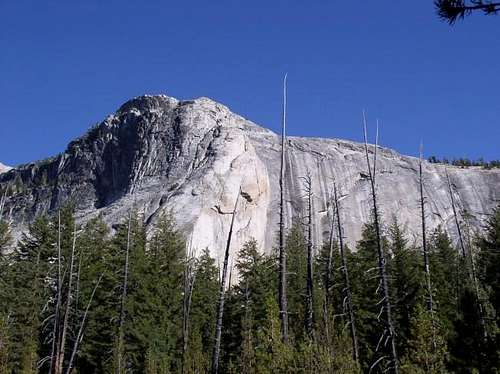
top-left (0, 163), bottom-right (11, 174)
top-left (1, 95), bottom-right (499, 263)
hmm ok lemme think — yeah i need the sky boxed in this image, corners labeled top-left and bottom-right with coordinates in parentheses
top-left (1, 0), bottom-right (499, 166)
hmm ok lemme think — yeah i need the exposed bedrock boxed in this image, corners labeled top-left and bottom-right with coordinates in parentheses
top-left (1, 94), bottom-right (499, 264)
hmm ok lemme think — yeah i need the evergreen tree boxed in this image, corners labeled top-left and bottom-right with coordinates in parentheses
top-left (350, 222), bottom-right (387, 370)
top-left (284, 223), bottom-right (308, 342)
top-left (10, 215), bottom-right (55, 372)
top-left (253, 295), bottom-right (295, 374)
top-left (76, 216), bottom-right (114, 373)
top-left (184, 248), bottom-right (218, 373)
top-left (428, 227), bottom-right (459, 337)
top-left (0, 219), bottom-right (12, 373)
top-left (0, 219), bottom-right (11, 256)
top-left (387, 220), bottom-right (423, 355)
top-left (138, 213), bottom-right (186, 372)
top-left (428, 225), bottom-right (493, 372)
top-left (314, 238), bottom-right (342, 347)
top-left (478, 206), bottom-right (500, 319)
top-left (474, 205), bottom-right (500, 371)
top-left (400, 305), bottom-right (448, 374)
top-left (232, 239), bottom-right (277, 373)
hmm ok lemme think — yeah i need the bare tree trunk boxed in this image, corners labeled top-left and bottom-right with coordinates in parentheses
top-left (419, 144), bottom-right (437, 350)
top-left (75, 250), bottom-right (82, 315)
top-left (325, 197), bottom-right (335, 305)
top-left (301, 172), bottom-right (314, 338)
top-left (65, 275), bottom-right (103, 374)
top-left (211, 189), bottom-right (241, 374)
top-left (278, 73), bottom-right (289, 344)
top-left (117, 212), bottom-right (132, 374)
top-left (332, 180), bottom-right (359, 363)
top-left (49, 210), bottom-right (63, 374)
top-left (323, 199), bottom-right (336, 346)
top-left (182, 241), bottom-right (196, 374)
top-left (363, 115), bottom-right (399, 373)
top-left (56, 222), bottom-right (78, 374)
top-left (446, 170), bottom-right (467, 258)
top-left (463, 214), bottom-right (487, 341)
top-left (0, 188), bottom-right (7, 220)
top-left (419, 145), bottom-right (434, 315)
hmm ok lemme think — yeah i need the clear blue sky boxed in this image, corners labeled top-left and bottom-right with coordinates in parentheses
top-left (1, 0), bottom-right (499, 166)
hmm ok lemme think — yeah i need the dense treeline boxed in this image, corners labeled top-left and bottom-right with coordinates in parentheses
top-left (0, 202), bottom-right (499, 373)
top-left (428, 156), bottom-right (500, 169)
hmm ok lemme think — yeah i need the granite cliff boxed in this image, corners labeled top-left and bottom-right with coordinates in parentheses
top-left (1, 95), bottom-right (499, 263)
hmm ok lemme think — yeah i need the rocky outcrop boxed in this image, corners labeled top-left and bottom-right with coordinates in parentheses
top-left (0, 163), bottom-right (11, 174)
top-left (1, 95), bottom-right (499, 264)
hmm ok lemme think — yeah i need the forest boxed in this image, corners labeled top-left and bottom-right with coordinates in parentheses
top-left (1, 191), bottom-right (500, 373)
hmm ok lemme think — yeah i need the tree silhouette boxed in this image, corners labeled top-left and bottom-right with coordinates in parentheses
top-left (435, 0), bottom-right (500, 24)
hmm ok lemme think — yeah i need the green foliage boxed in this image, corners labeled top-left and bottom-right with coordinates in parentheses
top-left (184, 248), bottom-right (219, 373)
top-left (428, 156), bottom-right (500, 169)
top-left (1, 203), bottom-right (500, 372)
top-left (478, 205), bottom-right (500, 317)
top-left (401, 304), bottom-right (448, 373)
top-left (285, 223), bottom-right (308, 341)
top-left (349, 222), bottom-right (386, 369)
top-left (0, 219), bottom-right (12, 256)
top-left (387, 220), bottom-right (424, 355)
top-left (428, 227), bottom-right (459, 336)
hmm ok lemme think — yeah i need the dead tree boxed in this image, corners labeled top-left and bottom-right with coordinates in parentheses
top-left (325, 195), bottom-right (335, 306)
top-left (445, 169), bottom-right (487, 340)
top-left (446, 170), bottom-right (467, 258)
top-left (332, 180), bottom-right (360, 363)
top-left (211, 189), bottom-right (241, 374)
top-left (49, 210), bottom-right (63, 374)
top-left (301, 171), bottom-right (314, 338)
top-left (75, 249), bottom-right (83, 315)
top-left (322, 191), bottom-right (336, 346)
top-left (116, 211), bottom-right (132, 374)
top-left (182, 238), bottom-right (197, 374)
top-left (65, 274), bottom-right (103, 374)
top-left (56, 222), bottom-right (78, 374)
top-left (419, 145), bottom-right (435, 315)
top-left (363, 114), bottom-right (399, 373)
top-left (418, 144), bottom-right (437, 349)
top-left (0, 187), bottom-right (7, 220)
top-left (278, 73), bottom-right (289, 344)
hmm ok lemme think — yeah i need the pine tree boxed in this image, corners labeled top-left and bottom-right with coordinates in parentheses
top-left (0, 219), bottom-right (12, 373)
top-left (11, 215), bottom-right (54, 372)
top-left (284, 223), bottom-right (308, 341)
top-left (350, 222), bottom-right (385, 370)
top-left (254, 296), bottom-right (295, 374)
top-left (428, 226), bottom-right (485, 371)
top-left (233, 240), bottom-right (276, 373)
top-left (76, 216), bottom-right (115, 373)
top-left (428, 227), bottom-right (459, 337)
top-left (236, 240), bottom-right (276, 325)
top-left (140, 213), bottom-right (186, 372)
top-left (185, 249), bottom-right (218, 372)
top-left (315, 238), bottom-right (342, 347)
top-left (0, 219), bottom-right (11, 256)
top-left (401, 305), bottom-right (447, 374)
top-left (478, 205), bottom-right (500, 319)
top-left (387, 220), bottom-right (423, 355)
